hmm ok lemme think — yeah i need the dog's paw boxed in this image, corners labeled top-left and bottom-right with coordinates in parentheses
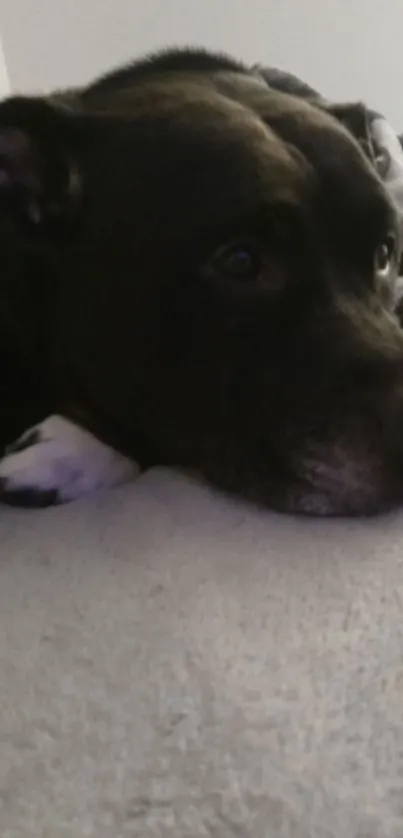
top-left (0, 415), bottom-right (139, 507)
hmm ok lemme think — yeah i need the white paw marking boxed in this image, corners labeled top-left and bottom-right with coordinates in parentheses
top-left (0, 415), bottom-right (139, 503)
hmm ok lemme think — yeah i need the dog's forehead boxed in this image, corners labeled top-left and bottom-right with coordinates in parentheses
top-left (209, 76), bottom-right (395, 227)
top-left (84, 76), bottom-right (394, 244)
top-left (86, 80), bottom-right (311, 223)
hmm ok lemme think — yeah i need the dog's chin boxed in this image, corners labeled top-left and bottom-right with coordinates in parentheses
top-left (283, 468), bottom-right (397, 518)
top-left (201, 428), bottom-right (403, 517)
top-left (266, 446), bottom-right (402, 517)
top-left (242, 472), bottom-right (400, 518)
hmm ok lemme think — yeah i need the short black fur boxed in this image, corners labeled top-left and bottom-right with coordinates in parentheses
top-left (0, 48), bottom-right (402, 515)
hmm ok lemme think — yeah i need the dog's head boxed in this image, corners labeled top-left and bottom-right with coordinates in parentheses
top-left (0, 49), bottom-right (403, 514)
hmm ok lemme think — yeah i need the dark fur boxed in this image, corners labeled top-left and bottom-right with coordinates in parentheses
top-left (83, 48), bottom-right (248, 97)
top-left (0, 48), bottom-right (402, 515)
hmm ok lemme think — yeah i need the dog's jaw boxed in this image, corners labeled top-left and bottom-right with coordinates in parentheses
top-left (0, 415), bottom-right (138, 506)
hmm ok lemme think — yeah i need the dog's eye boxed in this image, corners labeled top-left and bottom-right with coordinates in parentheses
top-left (213, 244), bottom-right (261, 281)
top-left (374, 236), bottom-right (395, 278)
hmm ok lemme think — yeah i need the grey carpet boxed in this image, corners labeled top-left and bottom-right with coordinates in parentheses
top-left (0, 467), bottom-right (402, 837)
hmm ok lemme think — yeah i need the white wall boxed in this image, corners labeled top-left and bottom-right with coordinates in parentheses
top-left (1, 0), bottom-right (403, 127)
top-left (0, 32), bottom-right (9, 97)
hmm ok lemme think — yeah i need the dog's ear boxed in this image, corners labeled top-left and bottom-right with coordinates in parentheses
top-left (325, 102), bottom-right (374, 162)
top-left (0, 96), bottom-right (81, 228)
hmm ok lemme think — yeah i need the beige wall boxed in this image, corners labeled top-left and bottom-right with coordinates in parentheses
top-left (1, 0), bottom-right (403, 126)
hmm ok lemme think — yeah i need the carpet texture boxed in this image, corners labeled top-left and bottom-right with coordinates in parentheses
top-left (0, 467), bottom-right (402, 837)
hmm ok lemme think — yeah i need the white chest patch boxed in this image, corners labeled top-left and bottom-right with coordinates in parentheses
top-left (0, 415), bottom-right (139, 506)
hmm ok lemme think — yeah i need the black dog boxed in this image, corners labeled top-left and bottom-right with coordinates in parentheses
top-left (0, 48), bottom-right (401, 516)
